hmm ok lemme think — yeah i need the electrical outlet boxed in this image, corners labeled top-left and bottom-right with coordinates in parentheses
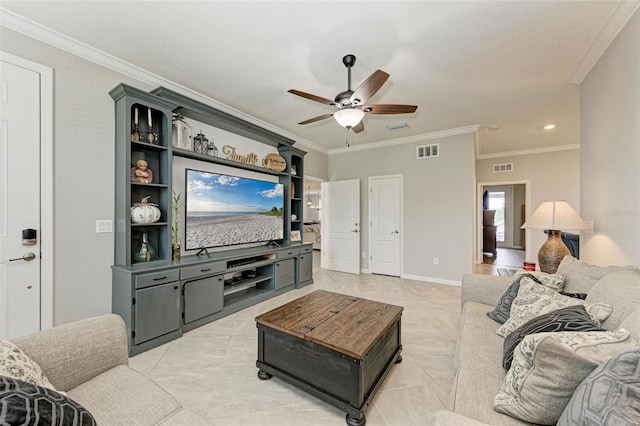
top-left (584, 220), bottom-right (594, 233)
top-left (96, 220), bottom-right (113, 233)
top-left (433, 257), bottom-right (439, 265)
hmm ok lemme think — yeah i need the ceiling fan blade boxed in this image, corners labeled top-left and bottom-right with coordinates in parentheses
top-left (363, 104), bottom-right (418, 114)
top-left (288, 89), bottom-right (336, 106)
top-left (350, 121), bottom-right (365, 134)
top-left (298, 113), bottom-right (334, 125)
top-left (349, 70), bottom-right (390, 105)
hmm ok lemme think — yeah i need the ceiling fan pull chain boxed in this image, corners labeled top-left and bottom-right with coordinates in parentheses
top-left (345, 128), bottom-right (350, 147)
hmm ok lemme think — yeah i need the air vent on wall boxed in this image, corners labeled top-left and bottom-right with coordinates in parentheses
top-left (417, 144), bottom-right (439, 159)
top-left (493, 163), bottom-right (514, 173)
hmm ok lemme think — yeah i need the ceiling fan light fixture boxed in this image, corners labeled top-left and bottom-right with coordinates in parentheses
top-left (333, 108), bottom-right (364, 128)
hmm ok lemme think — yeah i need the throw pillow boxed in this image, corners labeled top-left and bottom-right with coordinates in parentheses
top-left (493, 329), bottom-right (638, 425)
top-left (487, 272), bottom-right (565, 324)
top-left (0, 375), bottom-right (96, 425)
top-left (558, 349), bottom-right (640, 426)
top-left (556, 256), bottom-right (639, 294)
top-left (585, 269), bottom-right (640, 329)
top-left (502, 305), bottom-right (605, 371)
top-left (559, 291), bottom-right (587, 300)
top-left (495, 278), bottom-right (612, 338)
top-left (0, 339), bottom-right (57, 391)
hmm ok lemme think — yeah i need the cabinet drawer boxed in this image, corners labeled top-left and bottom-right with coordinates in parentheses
top-left (277, 248), bottom-right (300, 259)
top-left (300, 245), bottom-right (313, 254)
top-left (180, 262), bottom-right (226, 280)
top-left (135, 270), bottom-right (180, 289)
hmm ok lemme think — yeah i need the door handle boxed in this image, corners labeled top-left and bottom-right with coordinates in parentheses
top-left (9, 252), bottom-right (37, 262)
top-left (392, 230), bottom-right (399, 234)
top-left (351, 229), bottom-right (359, 233)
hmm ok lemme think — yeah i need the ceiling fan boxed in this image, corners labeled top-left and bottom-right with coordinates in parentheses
top-left (288, 54), bottom-right (418, 134)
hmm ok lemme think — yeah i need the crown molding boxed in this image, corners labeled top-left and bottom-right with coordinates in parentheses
top-left (568, 0), bottom-right (640, 85)
top-left (328, 125), bottom-right (480, 155)
top-left (477, 143), bottom-right (580, 160)
top-left (0, 8), bottom-right (329, 156)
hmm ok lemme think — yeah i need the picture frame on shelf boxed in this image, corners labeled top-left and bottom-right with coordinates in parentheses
top-left (291, 230), bottom-right (301, 242)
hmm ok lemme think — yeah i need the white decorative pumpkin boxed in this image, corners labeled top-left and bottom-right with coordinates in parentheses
top-left (131, 196), bottom-right (161, 224)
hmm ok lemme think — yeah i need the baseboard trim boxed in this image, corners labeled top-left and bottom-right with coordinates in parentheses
top-left (401, 273), bottom-right (462, 287)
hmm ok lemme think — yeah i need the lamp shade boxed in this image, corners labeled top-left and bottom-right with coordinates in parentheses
top-left (334, 108), bottom-right (364, 128)
top-left (521, 201), bottom-right (590, 231)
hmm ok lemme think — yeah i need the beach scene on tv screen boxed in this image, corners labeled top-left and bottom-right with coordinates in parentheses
top-left (186, 170), bottom-right (284, 249)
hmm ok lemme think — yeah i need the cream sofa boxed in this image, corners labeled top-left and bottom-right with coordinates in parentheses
top-left (432, 256), bottom-right (640, 425)
top-left (9, 314), bottom-right (212, 425)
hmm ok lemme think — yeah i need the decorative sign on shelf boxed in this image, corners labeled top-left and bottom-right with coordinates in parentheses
top-left (263, 153), bottom-right (287, 172)
top-left (222, 145), bottom-right (259, 166)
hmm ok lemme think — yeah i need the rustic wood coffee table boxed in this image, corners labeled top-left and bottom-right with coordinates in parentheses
top-left (256, 290), bottom-right (403, 426)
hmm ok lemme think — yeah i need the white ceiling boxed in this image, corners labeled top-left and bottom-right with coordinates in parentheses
top-left (1, 1), bottom-right (625, 153)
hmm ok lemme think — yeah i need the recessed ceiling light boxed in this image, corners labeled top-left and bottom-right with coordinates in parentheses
top-left (386, 122), bottom-right (408, 131)
top-left (544, 124), bottom-right (556, 130)
top-left (487, 125), bottom-right (499, 131)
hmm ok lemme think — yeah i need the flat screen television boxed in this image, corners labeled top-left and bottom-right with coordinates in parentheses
top-left (185, 169), bottom-right (284, 250)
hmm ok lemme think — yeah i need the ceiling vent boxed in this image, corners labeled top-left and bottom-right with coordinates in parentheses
top-left (493, 163), bottom-right (514, 173)
top-left (417, 144), bottom-right (439, 159)
top-left (387, 122), bottom-right (408, 131)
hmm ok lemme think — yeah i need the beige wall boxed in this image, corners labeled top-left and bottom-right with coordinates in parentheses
top-left (580, 9), bottom-right (640, 266)
top-left (329, 133), bottom-right (475, 283)
top-left (1, 28), bottom-right (328, 326)
top-left (476, 149), bottom-right (581, 262)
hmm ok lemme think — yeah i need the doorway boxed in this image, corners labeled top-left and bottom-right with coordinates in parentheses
top-left (477, 181), bottom-right (529, 269)
top-left (321, 179), bottom-right (360, 274)
top-left (368, 175), bottom-right (402, 277)
top-left (0, 52), bottom-right (54, 336)
top-left (302, 176), bottom-right (323, 251)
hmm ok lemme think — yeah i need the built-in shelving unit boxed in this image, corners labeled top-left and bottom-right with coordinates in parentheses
top-left (111, 84), bottom-right (313, 356)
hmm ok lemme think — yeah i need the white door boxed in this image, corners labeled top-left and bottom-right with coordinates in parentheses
top-left (0, 60), bottom-right (42, 338)
top-left (321, 180), bottom-right (360, 274)
top-left (369, 175), bottom-right (401, 276)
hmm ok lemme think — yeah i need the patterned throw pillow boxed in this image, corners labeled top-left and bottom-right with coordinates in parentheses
top-left (558, 349), bottom-right (640, 425)
top-left (0, 375), bottom-right (96, 425)
top-left (495, 278), bottom-right (612, 338)
top-left (0, 339), bottom-right (57, 391)
top-left (494, 329), bottom-right (638, 425)
top-left (487, 272), bottom-right (565, 324)
top-left (502, 305), bottom-right (605, 371)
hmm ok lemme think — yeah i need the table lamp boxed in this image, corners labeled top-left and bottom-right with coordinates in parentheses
top-left (521, 201), bottom-right (590, 273)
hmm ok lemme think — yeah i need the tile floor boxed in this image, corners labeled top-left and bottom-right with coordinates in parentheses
top-left (129, 253), bottom-right (462, 425)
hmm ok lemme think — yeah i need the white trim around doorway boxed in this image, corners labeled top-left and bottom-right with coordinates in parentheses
top-left (1, 51), bottom-right (54, 330)
top-left (476, 180), bottom-right (531, 265)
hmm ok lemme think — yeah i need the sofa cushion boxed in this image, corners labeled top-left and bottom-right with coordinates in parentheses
top-left (0, 338), bottom-right (57, 392)
top-left (493, 329), bottom-right (638, 425)
top-left (495, 279), bottom-right (612, 338)
top-left (557, 349), bottom-right (640, 426)
top-left (487, 273), bottom-right (565, 324)
top-left (556, 256), bottom-right (638, 294)
top-left (457, 315), bottom-right (505, 379)
top-left (0, 375), bottom-right (96, 425)
top-left (68, 365), bottom-right (181, 425)
top-left (502, 305), bottom-right (605, 371)
top-left (585, 269), bottom-right (640, 329)
top-left (621, 305), bottom-right (640, 339)
top-left (452, 369), bottom-right (528, 425)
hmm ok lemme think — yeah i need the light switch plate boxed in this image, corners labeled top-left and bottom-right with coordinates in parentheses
top-left (96, 220), bottom-right (113, 233)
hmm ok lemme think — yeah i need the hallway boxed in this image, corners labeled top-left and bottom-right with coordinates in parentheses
top-left (475, 248), bottom-right (526, 276)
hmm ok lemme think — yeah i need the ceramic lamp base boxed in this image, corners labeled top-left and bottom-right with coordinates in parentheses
top-left (538, 230), bottom-right (570, 273)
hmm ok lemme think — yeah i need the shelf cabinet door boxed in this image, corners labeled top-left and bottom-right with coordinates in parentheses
top-left (298, 253), bottom-right (313, 285)
top-left (134, 281), bottom-right (181, 345)
top-left (183, 275), bottom-right (224, 324)
top-left (275, 258), bottom-right (296, 290)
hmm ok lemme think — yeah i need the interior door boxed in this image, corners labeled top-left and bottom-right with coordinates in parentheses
top-left (487, 185), bottom-right (514, 248)
top-left (369, 175), bottom-right (401, 276)
top-left (321, 180), bottom-right (360, 274)
top-left (0, 60), bottom-right (42, 338)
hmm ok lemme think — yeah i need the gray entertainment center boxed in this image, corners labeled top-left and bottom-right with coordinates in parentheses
top-left (110, 84), bottom-right (313, 356)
